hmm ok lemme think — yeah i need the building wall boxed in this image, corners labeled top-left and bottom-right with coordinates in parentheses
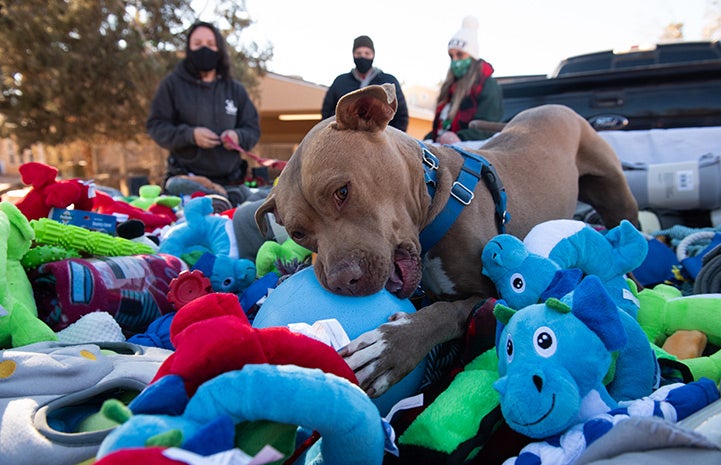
top-left (0, 73), bottom-right (438, 192)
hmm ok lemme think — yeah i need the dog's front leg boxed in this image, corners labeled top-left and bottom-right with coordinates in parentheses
top-left (339, 296), bottom-right (481, 397)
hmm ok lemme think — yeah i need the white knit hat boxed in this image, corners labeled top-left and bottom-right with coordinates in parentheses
top-left (448, 16), bottom-right (480, 59)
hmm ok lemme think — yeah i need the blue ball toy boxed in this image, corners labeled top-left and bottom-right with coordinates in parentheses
top-left (253, 266), bottom-right (426, 416)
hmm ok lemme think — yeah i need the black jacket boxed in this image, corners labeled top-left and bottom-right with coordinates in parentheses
top-left (321, 69), bottom-right (409, 131)
top-left (147, 62), bottom-right (260, 184)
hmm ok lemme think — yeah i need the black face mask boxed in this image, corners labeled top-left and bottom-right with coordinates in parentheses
top-left (354, 57), bottom-right (374, 74)
top-left (188, 47), bottom-right (220, 72)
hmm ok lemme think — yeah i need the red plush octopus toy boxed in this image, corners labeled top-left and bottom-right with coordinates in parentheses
top-left (15, 162), bottom-right (96, 221)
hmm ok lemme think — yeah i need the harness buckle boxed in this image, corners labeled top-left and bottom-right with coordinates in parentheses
top-left (451, 181), bottom-right (474, 206)
top-left (422, 149), bottom-right (439, 170)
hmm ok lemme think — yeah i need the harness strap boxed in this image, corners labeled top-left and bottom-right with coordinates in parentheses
top-left (418, 142), bottom-right (510, 255)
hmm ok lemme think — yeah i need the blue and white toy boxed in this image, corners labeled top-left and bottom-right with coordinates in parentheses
top-left (482, 219), bottom-right (647, 317)
top-left (493, 275), bottom-right (658, 440)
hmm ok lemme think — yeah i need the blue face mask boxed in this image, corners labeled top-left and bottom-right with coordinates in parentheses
top-left (451, 57), bottom-right (473, 78)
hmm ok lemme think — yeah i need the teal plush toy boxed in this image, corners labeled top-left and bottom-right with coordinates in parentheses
top-left (482, 219), bottom-right (647, 317)
top-left (0, 201), bottom-right (58, 348)
top-left (191, 252), bottom-right (256, 295)
top-left (493, 275), bottom-right (658, 439)
top-left (158, 196), bottom-right (237, 263)
top-left (96, 365), bottom-right (387, 465)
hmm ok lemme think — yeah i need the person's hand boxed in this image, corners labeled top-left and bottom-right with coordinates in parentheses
top-left (220, 130), bottom-right (240, 150)
top-left (193, 127), bottom-right (220, 148)
top-left (438, 131), bottom-right (461, 145)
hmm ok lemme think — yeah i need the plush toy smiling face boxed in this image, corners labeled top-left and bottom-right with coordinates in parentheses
top-left (493, 299), bottom-right (615, 438)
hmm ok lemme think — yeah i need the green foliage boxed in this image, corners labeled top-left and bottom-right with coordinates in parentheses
top-left (0, 0), bottom-right (270, 148)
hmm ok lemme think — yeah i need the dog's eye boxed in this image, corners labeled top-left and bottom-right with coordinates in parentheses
top-left (334, 184), bottom-right (349, 206)
top-left (291, 230), bottom-right (306, 241)
top-left (533, 326), bottom-right (557, 358)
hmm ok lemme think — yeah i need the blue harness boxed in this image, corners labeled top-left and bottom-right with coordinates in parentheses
top-left (418, 141), bottom-right (510, 255)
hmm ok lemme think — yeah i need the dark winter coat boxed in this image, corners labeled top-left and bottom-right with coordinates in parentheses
top-left (147, 62), bottom-right (260, 184)
top-left (321, 68), bottom-right (410, 132)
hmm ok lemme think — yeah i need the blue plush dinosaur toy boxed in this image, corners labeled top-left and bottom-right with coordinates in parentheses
top-left (482, 219), bottom-right (647, 317)
top-left (493, 275), bottom-right (658, 439)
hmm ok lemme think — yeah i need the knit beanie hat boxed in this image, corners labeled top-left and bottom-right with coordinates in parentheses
top-left (353, 35), bottom-right (375, 52)
top-left (448, 16), bottom-right (480, 59)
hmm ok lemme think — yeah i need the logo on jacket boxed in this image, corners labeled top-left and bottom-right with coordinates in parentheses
top-left (225, 99), bottom-right (238, 116)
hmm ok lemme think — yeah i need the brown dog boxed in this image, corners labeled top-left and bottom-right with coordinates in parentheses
top-left (255, 83), bottom-right (639, 398)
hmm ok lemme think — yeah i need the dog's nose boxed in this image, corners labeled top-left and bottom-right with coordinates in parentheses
top-left (326, 260), bottom-right (366, 296)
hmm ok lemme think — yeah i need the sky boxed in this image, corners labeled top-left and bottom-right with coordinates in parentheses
top-left (193, 0), bottom-right (715, 89)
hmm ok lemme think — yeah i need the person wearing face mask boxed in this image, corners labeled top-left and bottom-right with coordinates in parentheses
top-left (147, 21), bottom-right (261, 206)
top-left (425, 16), bottom-right (504, 144)
top-left (321, 35), bottom-right (409, 132)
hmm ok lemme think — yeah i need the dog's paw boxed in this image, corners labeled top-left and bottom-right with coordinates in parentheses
top-left (340, 318), bottom-right (419, 397)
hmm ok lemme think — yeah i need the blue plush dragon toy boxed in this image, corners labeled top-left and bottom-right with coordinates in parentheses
top-left (482, 219), bottom-right (647, 317)
top-left (493, 275), bottom-right (659, 439)
top-left (493, 275), bottom-right (718, 465)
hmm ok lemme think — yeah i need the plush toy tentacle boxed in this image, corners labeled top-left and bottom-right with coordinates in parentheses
top-left (571, 276), bottom-right (626, 351)
top-left (683, 351), bottom-right (721, 383)
top-left (183, 364), bottom-right (386, 465)
top-left (180, 414), bottom-right (236, 456)
top-left (129, 374), bottom-right (190, 416)
top-left (603, 220), bottom-right (649, 275)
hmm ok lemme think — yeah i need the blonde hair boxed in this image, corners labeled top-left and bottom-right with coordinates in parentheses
top-left (437, 59), bottom-right (482, 121)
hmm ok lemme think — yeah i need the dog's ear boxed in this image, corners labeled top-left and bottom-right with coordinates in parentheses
top-left (255, 194), bottom-right (278, 235)
top-left (334, 83), bottom-right (397, 132)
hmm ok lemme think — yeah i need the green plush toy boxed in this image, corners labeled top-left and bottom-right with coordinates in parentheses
top-left (255, 238), bottom-right (312, 278)
top-left (0, 201), bottom-right (58, 348)
top-left (398, 349), bottom-right (500, 456)
top-left (632, 280), bottom-right (721, 382)
top-left (129, 185), bottom-right (181, 211)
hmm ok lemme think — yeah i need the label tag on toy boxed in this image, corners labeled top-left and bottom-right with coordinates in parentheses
top-left (288, 318), bottom-right (350, 350)
top-left (647, 160), bottom-right (699, 209)
top-left (163, 445), bottom-right (284, 465)
top-left (384, 393), bottom-right (424, 423)
top-left (49, 208), bottom-right (117, 235)
top-left (81, 179), bottom-right (97, 198)
top-left (622, 288), bottom-right (639, 308)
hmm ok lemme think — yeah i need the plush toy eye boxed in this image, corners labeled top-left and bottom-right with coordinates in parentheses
top-left (533, 326), bottom-right (557, 358)
top-left (505, 333), bottom-right (514, 364)
top-left (509, 273), bottom-right (525, 294)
